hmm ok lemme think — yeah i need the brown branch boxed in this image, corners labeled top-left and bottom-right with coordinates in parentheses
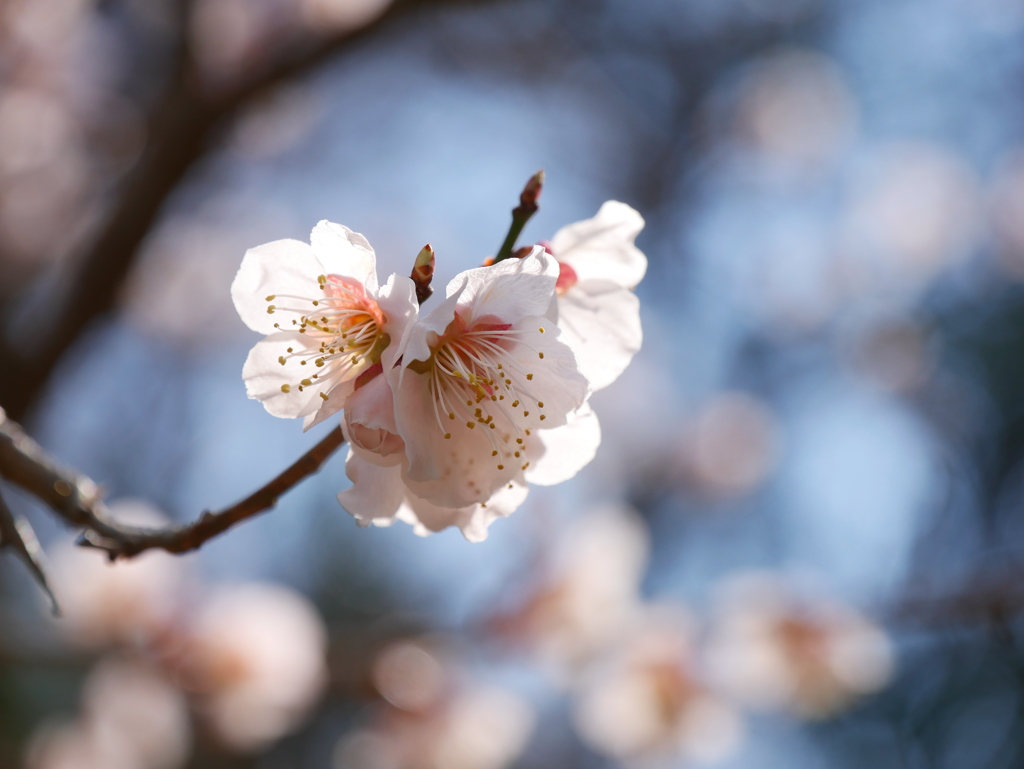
top-left (0, 0), bottom-right (503, 421)
top-left (0, 406), bottom-right (346, 558)
top-left (0, 491), bottom-right (59, 614)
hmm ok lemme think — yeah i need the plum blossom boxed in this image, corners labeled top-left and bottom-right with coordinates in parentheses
top-left (231, 220), bottom-right (417, 430)
top-left (338, 248), bottom-right (595, 540)
top-left (494, 505), bottom-right (649, 677)
top-left (705, 574), bottom-right (894, 718)
top-left (546, 201), bottom-right (646, 391)
top-left (176, 583), bottom-right (329, 752)
top-left (572, 607), bottom-right (743, 767)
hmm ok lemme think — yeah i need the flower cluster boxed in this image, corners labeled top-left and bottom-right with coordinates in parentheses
top-left (232, 200), bottom-right (646, 540)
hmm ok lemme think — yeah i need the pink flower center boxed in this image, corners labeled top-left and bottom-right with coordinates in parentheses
top-left (264, 274), bottom-right (387, 395)
top-left (420, 311), bottom-right (550, 472)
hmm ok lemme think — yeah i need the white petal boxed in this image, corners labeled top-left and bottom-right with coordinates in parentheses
top-left (376, 273), bottom-right (419, 370)
top-left (444, 248), bottom-right (558, 322)
top-left (525, 403), bottom-right (601, 486)
top-left (399, 479), bottom-right (529, 542)
top-left (507, 317), bottom-right (590, 429)
top-left (394, 369), bottom-right (520, 507)
top-left (242, 332), bottom-right (338, 419)
top-left (309, 220), bottom-right (378, 293)
top-left (303, 379), bottom-right (354, 431)
top-left (557, 282), bottom-right (642, 391)
top-left (551, 201), bottom-right (647, 288)
top-left (232, 239), bottom-right (327, 335)
top-left (337, 451), bottom-right (405, 525)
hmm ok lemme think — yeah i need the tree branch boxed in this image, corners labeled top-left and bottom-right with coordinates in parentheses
top-left (0, 490), bottom-right (58, 614)
top-left (0, 407), bottom-right (346, 559)
top-left (0, 0), bottom-right (501, 421)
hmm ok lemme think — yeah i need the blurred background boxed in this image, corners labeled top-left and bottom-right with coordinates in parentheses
top-left (2, 0), bottom-right (1024, 767)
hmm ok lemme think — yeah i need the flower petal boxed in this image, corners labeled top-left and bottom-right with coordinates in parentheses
top-left (557, 282), bottom-right (642, 391)
top-left (231, 239), bottom-right (327, 335)
top-left (550, 201), bottom-right (646, 288)
top-left (342, 372), bottom-right (405, 465)
top-left (310, 220), bottom-right (378, 293)
top-left (444, 248), bottom-right (558, 322)
top-left (398, 478), bottom-right (529, 542)
top-left (337, 451), bottom-right (405, 526)
top-left (525, 403), bottom-right (601, 486)
top-left (242, 332), bottom-right (337, 419)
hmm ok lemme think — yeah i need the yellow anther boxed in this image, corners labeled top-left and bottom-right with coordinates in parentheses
top-left (523, 411), bottom-right (529, 417)
top-left (267, 305), bottom-right (276, 314)
top-left (312, 300), bottom-right (319, 306)
top-left (278, 356), bottom-right (286, 365)
top-left (315, 358), bottom-right (325, 367)
top-left (444, 433), bottom-right (451, 439)
top-left (301, 378), bottom-right (313, 386)
top-left (265, 295), bottom-right (276, 301)
top-left (491, 450), bottom-right (498, 457)
top-left (539, 327), bottom-right (545, 333)
top-left (526, 373), bottom-right (534, 380)
top-left (540, 414), bottom-right (546, 421)
top-left (538, 352), bottom-right (544, 359)
top-left (538, 401), bottom-right (544, 408)
top-left (466, 422), bottom-right (475, 429)
top-left (497, 464), bottom-right (504, 470)
top-left (448, 412), bottom-right (455, 420)
top-left (512, 400), bottom-right (520, 407)
top-left (516, 438), bottom-right (523, 445)
top-left (281, 384), bottom-right (291, 393)
top-left (320, 392), bottom-right (329, 401)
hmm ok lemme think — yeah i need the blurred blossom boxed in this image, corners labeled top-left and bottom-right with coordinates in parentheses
top-left (335, 685), bottom-right (534, 769)
top-left (705, 574), bottom-right (894, 718)
top-left (836, 143), bottom-right (981, 292)
top-left (3, 0), bottom-right (93, 65)
top-left (124, 212), bottom-right (290, 345)
top-left (843, 316), bottom-right (935, 394)
top-left (731, 48), bottom-right (857, 172)
top-left (0, 88), bottom-right (77, 177)
top-left (300, 0), bottom-right (392, 32)
top-left (677, 391), bottom-right (780, 497)
top-left (496, 506), bottom-right (649, 677)
top-left (572, 607), bottom-right (742, 766)
top-left (231, 85), bottom-right (322, 159)
top-left (372, 639), bottom-right (448, 712)
top-left (190, 0), bottom-right (297, 85)
top-left (50, 500), bottom-right (186, 651)
top-left (27, 658), bottom-right (191, 769)
top-left (988, 147), bottom-right (1024, 277)
top-left (177, 582), bottom-right (328, 752)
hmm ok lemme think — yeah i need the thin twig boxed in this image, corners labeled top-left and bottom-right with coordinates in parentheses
top-left (494, 170), bottom-right (544, 263)
top-left (0, 491), bottom-right (59, 614)
top-left (0, 406), bottom-right (346, 559)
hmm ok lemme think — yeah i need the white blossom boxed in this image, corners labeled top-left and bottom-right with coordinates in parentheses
top-left (231, 220), bottom-right (417, 430)
top-left (337, 248), bottom-right (595, 539)
top-left (547, 201), bottom-right (646, 391)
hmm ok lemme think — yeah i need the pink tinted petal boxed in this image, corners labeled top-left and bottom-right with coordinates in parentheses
top-left (309, 220), bottom-right (378, 293)
top-left (557, 282), bottom-right (642, 391)
top-left (444, 248), bottom-right (558, 323)
top-left (342, 373), bottom-right (404, 464)
top-left (550, 201), bottom-right (646, 288)
top-left (506, 318), bottom-right (590, 429)
top-left (524, 404), bottom-right (601, 486)
top-left (242, 332), bottom-right (333, 419)
top-left (337, 451), bottom-right (405, 526)
top-left (232, 239), bottom-right (326, 335)
top-left (399, 478), bottom-right (529, 542)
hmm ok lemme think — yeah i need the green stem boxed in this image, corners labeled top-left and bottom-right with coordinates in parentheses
top-left (494, 170), bottom-right (544, 263)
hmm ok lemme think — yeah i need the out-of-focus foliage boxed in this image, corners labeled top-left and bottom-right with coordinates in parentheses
top-left (3, 0), bottom-right (1024, 767)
